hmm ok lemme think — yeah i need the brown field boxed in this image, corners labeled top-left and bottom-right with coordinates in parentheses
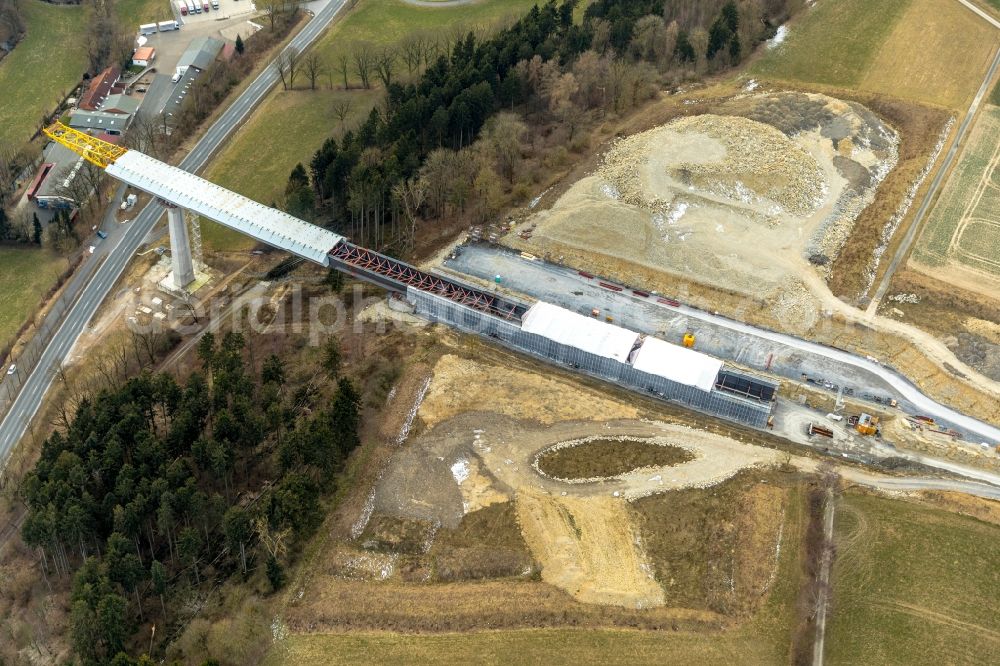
top-left (858, 0), bottom-right (998, 110)
top-left (826, 491), bottom-right (1000, 665)
top-left (821, 96), bottom-right (951, 301)
top-left (417, 353), bottom-right (639, 427)
top-left (636, 472), bottom-right (788, 618)
top-left (273, 473), bottom-right (806, 665)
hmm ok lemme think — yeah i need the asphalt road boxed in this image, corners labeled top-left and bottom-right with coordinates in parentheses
top-left (444, 245), bottom-right (1000, 448)
top-left (0, 0), bottom-right (349, 466)
top-left (867, 36), bottom-right (1000, 310)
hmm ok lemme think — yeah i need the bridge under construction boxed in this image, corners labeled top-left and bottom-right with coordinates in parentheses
top-left (44, 123), bottom-right (777, 428)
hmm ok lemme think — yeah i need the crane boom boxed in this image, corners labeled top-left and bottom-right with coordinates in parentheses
top-left (42, 122), bottom-right (128, 169)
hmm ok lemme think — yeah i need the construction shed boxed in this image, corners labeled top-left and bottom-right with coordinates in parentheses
top-left (630, 335), bottom-right (723, 392)
top-left (520, 301), bottom-right (638, 363)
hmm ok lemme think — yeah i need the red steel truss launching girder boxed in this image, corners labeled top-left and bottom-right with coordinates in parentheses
top-left (329, 242), bottom-right (525, 321)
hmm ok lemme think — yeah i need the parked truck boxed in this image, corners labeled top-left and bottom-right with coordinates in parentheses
top-left (158, 20), bottom-right (179, 31)
top-left (139, 23), bottom-right (158, 35)
top-left (808, 423), bottom-right (834, 438)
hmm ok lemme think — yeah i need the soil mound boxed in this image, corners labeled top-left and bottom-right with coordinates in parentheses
top-left (535, 436), bottom-right (694, 481)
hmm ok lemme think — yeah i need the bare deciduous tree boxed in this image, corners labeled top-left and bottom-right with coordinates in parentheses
top-left (482, 112), bottom-right (528, 184)
top-left (334, 52), bottom-right (351, 89)
top-left (275, 46), bottom-right (300, 90)
top-left (331, 99), bottom-right (353, 132)
top-left (54, 164), bottom-right (93, 212)
top-left (374, 47), bottom-right (397, 89)
top-left (400, 34), bottom-right (424, 75)
top-left (351, 43), bottom-right (374, 89)
top-left (124, 114), bottom-right (162, 158)
top-left (0, 142), bottom-right (18, 208)
top-left (391, 177), bottom-right (426, 250)
top-left (303, 52), bottom-right (324, 90)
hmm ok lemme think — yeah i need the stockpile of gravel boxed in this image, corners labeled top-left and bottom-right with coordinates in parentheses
top-left (599, 114), bottom-right (826, 218)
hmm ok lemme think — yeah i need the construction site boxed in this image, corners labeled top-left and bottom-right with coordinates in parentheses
top-left (36, 113), bottom-right (1000, 502)
top-left (5, 6), bottom-right (1000, 655)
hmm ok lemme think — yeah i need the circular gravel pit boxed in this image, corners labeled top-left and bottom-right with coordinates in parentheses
top-left (534, 436), bottom-right (695, 482)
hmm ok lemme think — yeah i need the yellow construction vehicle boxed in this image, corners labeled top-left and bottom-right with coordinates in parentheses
top-left (855, 413), bottom-right (879, 436)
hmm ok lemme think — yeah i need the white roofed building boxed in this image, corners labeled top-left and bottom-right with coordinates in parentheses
top-left (630, 336), bottom-right (723, 392)
top-left (519, 301), bottom-right (638, 362)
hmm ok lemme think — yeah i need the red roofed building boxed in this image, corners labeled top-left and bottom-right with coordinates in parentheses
top-left (96, 132), bottom-right (121, 144)
top-left (132, 46), bottom-right (156, 67)
top-left (79, 65), bottom-right (121, 110)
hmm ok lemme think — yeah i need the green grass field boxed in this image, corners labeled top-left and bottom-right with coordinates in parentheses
top-left (200, 0), bottom-right (541, 251)
top-left (115, 0), bottom-right (172, 28)
top-left (751, 0), bottom-right (912, 87)
top-left (751, 0), bottom-right (995, 110)
top-left (0, 247), bottom-right (69, 350)
top-left (264, 485), bottom-right (806, 666)
top-left (825, 493), bottom-right (1000, 666)
top-left (0, 1), bottom-right (89, 147)
top-left (201, 88), bottom-right (378, 251)
top-left (913, 105), bottom-right (1000, 270)
top-left (313, 0), bottom-right (541, 87)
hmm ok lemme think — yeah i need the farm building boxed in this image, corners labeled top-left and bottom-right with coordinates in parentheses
top-left (67, 109), bottom-right (133, 136)
top-left (29, 142), bottom-right (85, 209)
top-left (100, 93), bottom-right (140, 116)
top-left (79, 65), bottom-right (121, 110)
top-left (132, 46), bottom-right (156, 67)
top-left (176, 36), bottom-right (223, 75)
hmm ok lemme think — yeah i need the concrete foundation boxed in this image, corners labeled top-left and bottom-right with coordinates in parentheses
top-left (167, 206), bottom-right (195, 289)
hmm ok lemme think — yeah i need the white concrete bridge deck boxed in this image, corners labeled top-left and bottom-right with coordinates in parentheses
top-left (106, 150), bottom-right (343, 265)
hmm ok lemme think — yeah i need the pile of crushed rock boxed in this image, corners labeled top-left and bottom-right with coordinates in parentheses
top-left (599, 114), bottom-right (826, 218)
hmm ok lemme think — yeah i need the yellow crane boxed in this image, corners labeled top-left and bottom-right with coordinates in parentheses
top-left (42, 122), bottom-right (128, 169)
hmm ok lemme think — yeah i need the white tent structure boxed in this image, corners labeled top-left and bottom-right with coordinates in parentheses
top-left (520, 301), bottom-right (638, 362)
top-left (630, 335), bottom-right (723, 392)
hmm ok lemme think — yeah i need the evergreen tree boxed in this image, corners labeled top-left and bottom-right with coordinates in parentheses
top-left (321, 337), bottom-right (341, 377)
top-left (223, 507), bottom-right (251, 574)
top-left (262, 354), bottom-right (286, 386)
top-left (150, 559), bottom-right (167, 618)
top-left (324, 267), bottom-right (344, 293)
top-left (235, 34), bottom-right (245, 56)
top-left (265, 554), bottom-right (285, 591)
top-left (32, 212), bottom-right (42, 244)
